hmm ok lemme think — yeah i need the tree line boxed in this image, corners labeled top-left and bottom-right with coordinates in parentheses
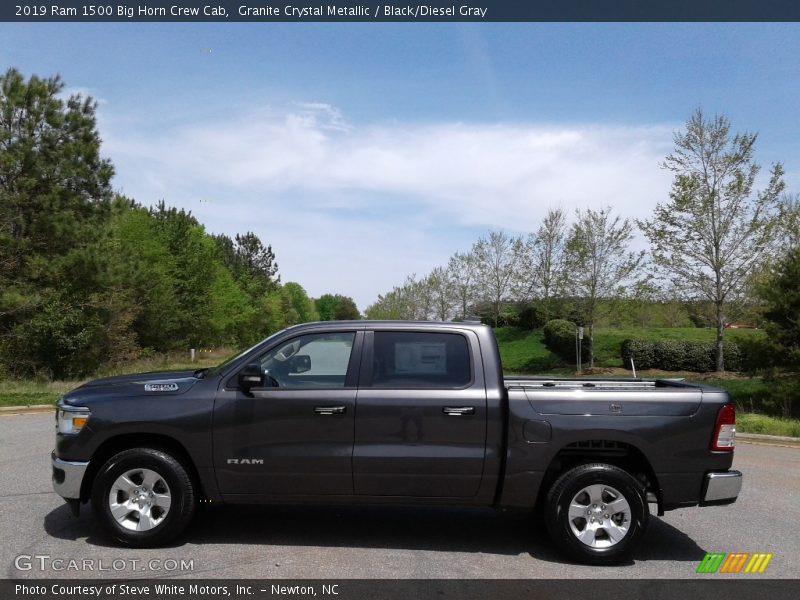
top-left (0, 69), bottom-right (358, 379)
top-left (366, 110), bottom-right (798, 371)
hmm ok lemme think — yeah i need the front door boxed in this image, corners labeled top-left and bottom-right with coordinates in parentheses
top-left (213, 330), bottom-right (362, 496)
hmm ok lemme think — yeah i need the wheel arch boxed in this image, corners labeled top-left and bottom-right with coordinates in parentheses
top-left (535, 439), bottom-right (661, 514)
top-left (80, 433), bottom-right (206, 503)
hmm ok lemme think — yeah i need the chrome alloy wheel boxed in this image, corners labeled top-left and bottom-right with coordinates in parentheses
top-left (567, 484), bottom-right (631, 548)
top-left (108, 468), bottom-right (172, 531)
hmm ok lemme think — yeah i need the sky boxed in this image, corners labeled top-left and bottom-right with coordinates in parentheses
top-left (1, 23), bottom-right (798, 309)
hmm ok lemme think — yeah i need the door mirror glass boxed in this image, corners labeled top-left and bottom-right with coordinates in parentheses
top-left (238, 363), bottom-right (263, 390)
top-left (288, 354), bottom-right (311, 374)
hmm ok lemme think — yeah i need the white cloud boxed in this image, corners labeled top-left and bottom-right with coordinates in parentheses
top-left (103, 104), bottom-right (677, 307)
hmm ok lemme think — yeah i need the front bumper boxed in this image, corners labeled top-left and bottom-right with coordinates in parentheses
top-left (700, 470), bottom-right (742, 506)
top-left (51, 451), bottom-right (89, 500)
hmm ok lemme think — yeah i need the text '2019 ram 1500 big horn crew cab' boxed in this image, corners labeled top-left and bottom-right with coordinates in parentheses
top-left (52, 320), bottom-right (742, 564)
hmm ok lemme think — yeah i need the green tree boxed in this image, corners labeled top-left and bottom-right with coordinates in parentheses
top-left (0, 68), bottom-right (114, 376)
top-left (447, 251), bottom-right (478, 320)
top-left (639, 109), bottom-right (784, 372)
top-left (315, 294), bottom-right (341, 321)
top-left (333, 296), bottom-right (360, 320)
top-left (566, 207), bottom-right (643, 368)
top-left (523, 208), bottom-right (568, 321)
top-left (473, 231), bottom-right (524, 327)
top-left (283, 282), bottom-right (319, 324)
top-left (426, 266), bottom-right (455, 321)
top-left (759, 247), bottom-right (800, 367)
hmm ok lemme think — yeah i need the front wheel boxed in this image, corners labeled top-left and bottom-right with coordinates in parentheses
top-left (91, 448), bottom-right (196, 547)
top-left (545, 463), bottom-right (649, 565)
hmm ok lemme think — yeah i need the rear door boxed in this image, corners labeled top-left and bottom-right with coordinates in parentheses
top-left (213, 330), bottom-right (362, 496)
top-left (353, 329), bottom-right (488, 497)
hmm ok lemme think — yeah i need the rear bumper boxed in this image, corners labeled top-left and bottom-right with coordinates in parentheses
top-left (51, 451), bottom-right (89, 500)
top-left (700, 470), bottom-right (742, 506)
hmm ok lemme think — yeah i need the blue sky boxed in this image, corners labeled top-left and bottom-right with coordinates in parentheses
top-left (1, 23), bottom-right (798, 308)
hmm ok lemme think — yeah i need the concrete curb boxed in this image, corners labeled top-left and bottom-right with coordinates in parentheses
top-left (737, 432), bottom-right (800, 448)
top-left (0, 404), bottom-right (54, 415)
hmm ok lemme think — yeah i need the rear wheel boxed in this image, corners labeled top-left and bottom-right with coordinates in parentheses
top-left (545, 463), bottom-right (648, 565)
top-left (92, 448), bottom-right (195, 547)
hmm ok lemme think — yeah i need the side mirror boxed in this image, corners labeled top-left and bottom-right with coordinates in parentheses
top-left (238, 363), bottom-right (263, 390)
top-left (288, 354), bottom-right (311, 374)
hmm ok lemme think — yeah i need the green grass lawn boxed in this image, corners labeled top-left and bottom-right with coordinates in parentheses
top-left (494, 328), bottom-right (560, 374)
top-left (736, 413), bottom-right (800, 438)
top-left (0, 350), bottom-right (229, 408)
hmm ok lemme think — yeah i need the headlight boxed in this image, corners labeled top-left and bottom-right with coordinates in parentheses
top-left (56, 402), bottom-right (91, 435)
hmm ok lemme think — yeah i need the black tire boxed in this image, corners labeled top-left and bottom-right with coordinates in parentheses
top-left (544, 463), bottom-right (648, 565)
top-left (91, 448), bottom-right (196, 547)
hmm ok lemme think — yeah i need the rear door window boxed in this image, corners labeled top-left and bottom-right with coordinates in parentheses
top-left (371, 331), bottom-right (471, 388)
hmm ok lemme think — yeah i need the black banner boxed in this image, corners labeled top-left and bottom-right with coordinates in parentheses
top-left (3, 1), bottom-right (800, 22)
top-left (3, 579), bottom-right (799, 600)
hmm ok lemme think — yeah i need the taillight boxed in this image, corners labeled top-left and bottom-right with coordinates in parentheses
top-left (711, 403), bottom-right (736, 451)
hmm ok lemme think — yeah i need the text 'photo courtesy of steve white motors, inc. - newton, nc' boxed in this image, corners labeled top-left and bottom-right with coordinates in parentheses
top-left (17, 4), bottom-right (489, 19)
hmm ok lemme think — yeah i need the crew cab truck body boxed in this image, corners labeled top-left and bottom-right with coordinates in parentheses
top-left (52, 321), bottom-right (741, 564)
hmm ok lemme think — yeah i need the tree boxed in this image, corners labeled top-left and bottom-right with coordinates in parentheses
top-left (426, 266), bottom-right (456, 321)
top-left (0, 68), bottom-right (114, 376)
top-left (282, 282), bottom-right (319, 324)
top-left (522, 207), bottom-right (568, 320)
top-left (234, 232), bottom-right (280, 291)
top-left (315, 294), bottom-right (340, 321)
top-left (447, 251), bottom-right (479, 319)
top-left (473, 230), bottom-right (524, 327)
top-left (777, 193), bottom-right (800, 253)
top-left (333, 296), bottom-right (360, 320)
top-left (566, 207), bottom-right (643, 368)
top-left (639, 109), bottom-right (785, 371)
top-left (315, 293), bottom-right (360, 321)
top-left (759, 246), bottom-right (800, 367)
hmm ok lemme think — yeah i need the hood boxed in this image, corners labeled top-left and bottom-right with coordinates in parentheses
top-left (62, 370), bottom-right (200, 404)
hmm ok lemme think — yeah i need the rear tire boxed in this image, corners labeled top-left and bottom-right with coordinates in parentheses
top-left (91, 448), bottom-right (195, 547)
top-left (545, 463), bottom-right (648, 565)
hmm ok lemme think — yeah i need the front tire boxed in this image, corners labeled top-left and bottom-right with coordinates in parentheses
top-left (545, 463), bottom-right (648, 565)
top-left (92, 448), bottom-right (195, 547)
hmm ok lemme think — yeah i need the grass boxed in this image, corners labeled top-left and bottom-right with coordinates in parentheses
top-left (737, 413), bottom-right (800, 438)
top-left (493, 328), bottom-right (559, 374)
top-left (0, 349), bottom-right (230, 408)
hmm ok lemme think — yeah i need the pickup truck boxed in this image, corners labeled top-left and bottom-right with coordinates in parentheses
top-left (52, 320), bottom-right (742, 565)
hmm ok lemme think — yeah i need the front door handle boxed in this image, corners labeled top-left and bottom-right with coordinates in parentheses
top-left (314, 406), bottom-right (346, 415)
top-left (443, 406), bottom-right (475, 416)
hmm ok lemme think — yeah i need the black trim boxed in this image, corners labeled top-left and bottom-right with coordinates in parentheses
top-left (361, 329), bottom-right (475, 391)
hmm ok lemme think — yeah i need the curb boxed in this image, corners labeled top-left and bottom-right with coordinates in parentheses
top-left (0, 404), bottom-right (54, 415)
top-left (737, 432), bottom-right (800, 448)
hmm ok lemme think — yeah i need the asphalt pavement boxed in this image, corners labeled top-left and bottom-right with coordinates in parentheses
top-left (2, 412), bottom-right (798, 579)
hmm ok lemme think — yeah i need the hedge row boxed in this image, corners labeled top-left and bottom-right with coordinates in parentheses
top-left (543, 319), bottom-right (590, 360)
top-left (620, 339), bottom-right (742, 372)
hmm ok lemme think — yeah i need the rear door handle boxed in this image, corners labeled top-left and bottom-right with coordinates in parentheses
top-left (314, 406), bottom-right (346, 415)
top-left (443, 406), bottom-right (475, 416)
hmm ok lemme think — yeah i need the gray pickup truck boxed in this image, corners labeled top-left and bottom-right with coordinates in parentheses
top-left (52, 320), bottom-right (741, 564)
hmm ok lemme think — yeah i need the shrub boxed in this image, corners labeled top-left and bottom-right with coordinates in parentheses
top-left (620, 339), bottom-right (656, 369)
top-left (543, 319), bottom-right (589, 361)
top-left (621, 338), bottom-right (743, 372)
